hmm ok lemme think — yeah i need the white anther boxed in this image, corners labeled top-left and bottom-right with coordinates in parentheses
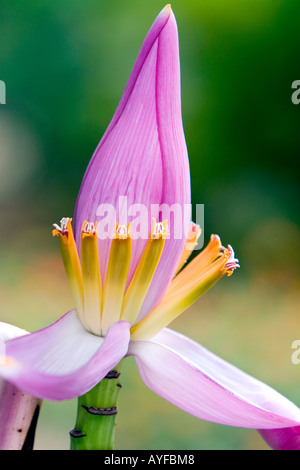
top-left (53, 217), bottom-right (70, 234)
top-left (224, 245), bottom-right (240, 271)
top-left (116, 225), bottom-right (127, 237)
top-left (83, 222), bottom-right (96, 234)
top-left (153, 223), bottom-right (164, 237)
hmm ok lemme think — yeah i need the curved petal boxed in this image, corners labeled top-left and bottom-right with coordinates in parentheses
top-left (74, 6), bottom-right (190, 319)
top-left (128, 328), bottom-right (300, 429)
top-left (0, 311), bottom-right (130, 401)
top-left (258, 427), bottom-right (300, 450)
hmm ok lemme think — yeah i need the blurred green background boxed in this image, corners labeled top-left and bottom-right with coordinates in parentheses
top-left (0, 0), bottom-right (299, 450)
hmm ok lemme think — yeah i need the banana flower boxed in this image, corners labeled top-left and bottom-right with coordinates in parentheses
top-left (1, 5), bottom-right (300, 450)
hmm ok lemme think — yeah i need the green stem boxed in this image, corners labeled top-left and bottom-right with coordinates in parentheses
top-left (70, 361), bottom-right (123, 450)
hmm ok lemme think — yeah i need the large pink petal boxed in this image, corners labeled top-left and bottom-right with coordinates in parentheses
top-left (258, 427), bottom-right (300, 450)
top-left (128, 328), bottom-right (300, 429)
top-left (74, 6), bottom-right (190, 319)
top-left (0, 311), bottom-right (130, 401)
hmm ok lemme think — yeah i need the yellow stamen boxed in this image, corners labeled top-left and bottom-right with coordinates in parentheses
top-left (175, 222), bottom-right (202, 275)
top-left (101, 224), bottom-right (132, 333)
top-left (166, 234), bottom-right (222, 298)
top-left (120, 220), bottom-right (168, 324)
top-left (54, 215), bottom-right (239, 342)
top-left (80, 221), bottom-right (102, 335)
top-left (131, 243), bottom-right (231, 340)
top-left (53, 218), bottom-right (85, 324)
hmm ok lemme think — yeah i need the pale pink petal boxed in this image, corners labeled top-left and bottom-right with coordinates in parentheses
top-left (74, 6), bottom-right (190, 319)
top-left (0, 311), bottom-right (130, 400)
top-left (128, 328), bottom-right (300, 429)
top-left (0, 322), bottom-right (28, 342)
top-left (259, 427), bottom-right (300, 450)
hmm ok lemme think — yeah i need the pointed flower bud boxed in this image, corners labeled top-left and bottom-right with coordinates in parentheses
top-left (74, 5), bottom-right (191, 318)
